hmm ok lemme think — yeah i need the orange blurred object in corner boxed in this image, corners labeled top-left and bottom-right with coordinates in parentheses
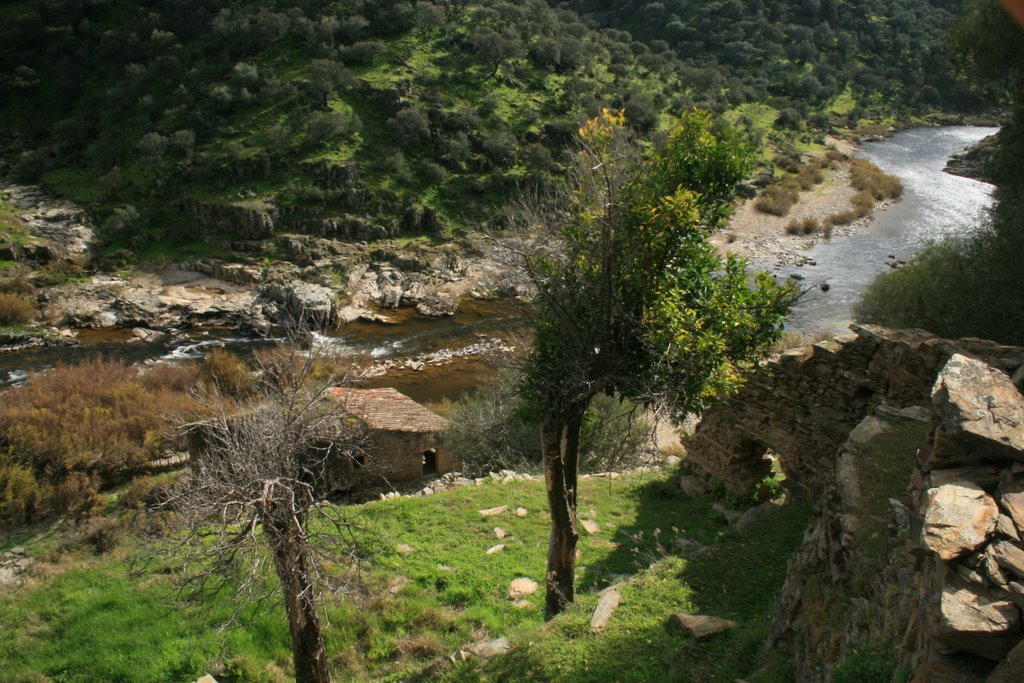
top-left (1000, 0), bottom-right (1024, 27)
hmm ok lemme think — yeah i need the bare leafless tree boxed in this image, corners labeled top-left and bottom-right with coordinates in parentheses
top-left (160, 342), bottom-right (373, 683)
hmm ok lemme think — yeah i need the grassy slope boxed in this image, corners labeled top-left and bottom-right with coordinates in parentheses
top-left (0, 470), bottom-right (810, 682)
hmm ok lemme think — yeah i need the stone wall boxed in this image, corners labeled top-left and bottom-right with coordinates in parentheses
top-left (684, 325), bottom-right (1024, 498)
top-left (767, 353), bottom-right (1024, 682)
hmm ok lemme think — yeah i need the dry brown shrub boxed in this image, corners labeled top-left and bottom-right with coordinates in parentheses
top-left (0, 457), bottom-right (50, 523)
top-left (197, 347), bottom-right (255, 397)
top-left (0, 358), bottom-right (193, 492)
top-left (394, 634), bottom-right (446, 659)
top-left (754, 183), bottom-right (799, 216)
top-left (0, 292), bottom-right (38, 325)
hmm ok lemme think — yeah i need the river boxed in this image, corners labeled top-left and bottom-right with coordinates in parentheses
top-left (0, 126), bottom-right (998, 397)
top-left (786, 126), bottom-right (998, 334)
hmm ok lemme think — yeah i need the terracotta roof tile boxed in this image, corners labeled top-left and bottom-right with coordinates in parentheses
top-left (327, 387), bottom-right (448, 433)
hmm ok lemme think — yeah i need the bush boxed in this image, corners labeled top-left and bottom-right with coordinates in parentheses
top-left (856, 216), bottom-right (1024, 345)
top-left (0, 458), bottom-right (49, 523)
top-left (785, 217), bottom-right (819, 235)
top-left (0, 359), bottom-right (194, 493)
top-left (0, 292), bottom-right (38, 325)
top-left (755, 183), bottom-right (799, 216)
top-left (850, 157), bottom-right (902, 199)
top-left (446, 373), bottom-right (652, 476)
top-left (197, 347), bottom-right (254, 398)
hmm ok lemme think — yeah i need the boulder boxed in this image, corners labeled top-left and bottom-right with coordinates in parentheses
top-left (921, 483), bottom-right (998, 561)
top-left (515, 507), bottom-right (528, 517)
top-left (931, 355), bottom-right (1024, 464)
top-left (999, 485), bottom-right (1024, 531)
top-left (580, 519), bottom-right (600, 535)
top-left (493, 527), bottom-right (509, 539)
top-left (936, 582), bottom-right (1021, 661)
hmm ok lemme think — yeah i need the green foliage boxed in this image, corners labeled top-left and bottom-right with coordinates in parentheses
top-left (832, 648), bottom-right (899, 683)
top-left (446, 373), bottom-right (652, 476)
top-left (524, 110), bottom-right (794, 420)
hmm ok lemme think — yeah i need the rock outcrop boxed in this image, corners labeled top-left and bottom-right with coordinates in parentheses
top-left (684, 325), bottom-right (1024, 498)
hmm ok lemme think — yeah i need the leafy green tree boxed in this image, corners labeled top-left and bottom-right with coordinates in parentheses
top-left (514, 110), bottom-right (795, 618)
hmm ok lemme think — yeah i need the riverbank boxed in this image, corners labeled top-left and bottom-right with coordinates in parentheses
top-left (712, 138), bottom-right (896, 275)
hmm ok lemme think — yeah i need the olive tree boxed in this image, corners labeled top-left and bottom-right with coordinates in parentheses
top-left (512, 110), bottom-right (796, 618)
top-left (162, 344), bottom-right (372, 683)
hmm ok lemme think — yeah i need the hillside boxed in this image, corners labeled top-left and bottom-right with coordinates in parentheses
top-left (0, 0), bottom-right (696, 262)
top-left (0, 0), bottom-right (994, 267)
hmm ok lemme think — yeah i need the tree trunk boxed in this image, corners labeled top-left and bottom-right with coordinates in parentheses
top-left (542, 402), bottom-right (586, 620)
top-left (267, 514), bottom-right (332, 683)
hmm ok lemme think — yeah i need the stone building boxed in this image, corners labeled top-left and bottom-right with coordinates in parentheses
top-left (327, 387), bottom-right (453, 483)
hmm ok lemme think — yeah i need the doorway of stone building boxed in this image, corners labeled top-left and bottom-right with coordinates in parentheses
top-left (423, 449), bottom-right (438, 476)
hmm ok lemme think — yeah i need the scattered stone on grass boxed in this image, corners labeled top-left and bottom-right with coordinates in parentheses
top-left (580, 519), bottom-right (601, 535)
top-left (396, 543), bottom-right (416, 555)
top-left (494, 527), bottom-right (509, 539)
top-left (508, 577), bottom-right (538, 599)
top-left (589, 590), bottom-right (622, 632)
top-left (479, 505), bottom-right (508, 517)
top-left (485, 544), bottom-right (505, 555)
top-left (467, 637), bottom-right (510, 660)
top-left (515, 507), bottom-right (528, 517)
top-left (671, 613), bottom-right (738, 639)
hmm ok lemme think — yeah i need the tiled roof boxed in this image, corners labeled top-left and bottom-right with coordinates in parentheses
top-left (327, 387), bottom-right (448, 433)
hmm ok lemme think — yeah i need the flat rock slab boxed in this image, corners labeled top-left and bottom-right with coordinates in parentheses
top-left (999, 486), bottom-right (1024, 530)
top-left (933, 354), bottom-right (1024, 458)
top-left (479, 505), bottom-right (508, 517)
top-left (508, 577), bottom-right (538, 599)
top-left (589, 590), bottom-right (622, 632)
top-left (468, 637), bottom-right (510, 659)
top-left (485, 544), bottom-right (505, 556)
top-left (580, 519), bottom-right (601, 535)
top-left (937, 582), bottom-right (1021, 661)
top-left (395, 543), bottom-right (416, 555)
top-left (991, 540), bottom-right (1024, 579)
top-left (493, 527), bottom-right (510, 539)
top-left (671, 613), bottom-right (738, 639)
top-left (922, 483), bottom-right (998, 561)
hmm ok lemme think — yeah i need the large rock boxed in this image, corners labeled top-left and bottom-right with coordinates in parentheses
top-left (931, 355), bottom-right (1024, 465)
top-left (936, 582), bottom-right (1021, 661)
top-left (921, 483), bottom-right (998, 561)
top-left (468, 637), bottom-right (510, 659)
top-left (990, 541), bottom-right (1024, 580)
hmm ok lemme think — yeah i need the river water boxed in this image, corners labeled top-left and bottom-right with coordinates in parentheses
top-left (786, 126), bottom-right (998, 334)
top-left (0, 126), bottom-right (998, 397)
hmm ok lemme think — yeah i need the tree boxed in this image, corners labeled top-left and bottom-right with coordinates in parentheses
top-left (161, 344), bottom-right (372, 683)
top-left (512, 110), bottom-right (795, 618)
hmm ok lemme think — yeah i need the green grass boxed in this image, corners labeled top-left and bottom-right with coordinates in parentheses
top-left (0, 471), bottom-right (811, 682)
top-left (0, 199), bottom-right (32, 245)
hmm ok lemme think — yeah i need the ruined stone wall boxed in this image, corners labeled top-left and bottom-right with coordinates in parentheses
top-left (768, 354), bottom-right (1024, 682)
top-left (684, 325), bottom-right (1024, 498)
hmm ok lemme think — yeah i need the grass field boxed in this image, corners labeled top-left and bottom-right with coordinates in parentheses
top-left (0, 469), bottom-right (810, 682)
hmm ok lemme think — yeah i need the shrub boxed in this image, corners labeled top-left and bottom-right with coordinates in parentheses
top-left (197, 347), bottom-right (255, 398)
top-left (755, 183), bottom-right (799, 216)
top-left (785, 217), bottom-right (819, 235)
top-left (77, 515), bottom-right (123, 553)
top-left (0, 292), bottom-right (38, 325)
top-left (0, 359), bottom-right (194, 486)
top-left (0, 457), bottom-right (50, 523)
top-left (447, 373), bottom-right (652, 476)
top-left (53, 472), bottom-right (102, 519)
top-left (850, 157), bottom-right (902, 199)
